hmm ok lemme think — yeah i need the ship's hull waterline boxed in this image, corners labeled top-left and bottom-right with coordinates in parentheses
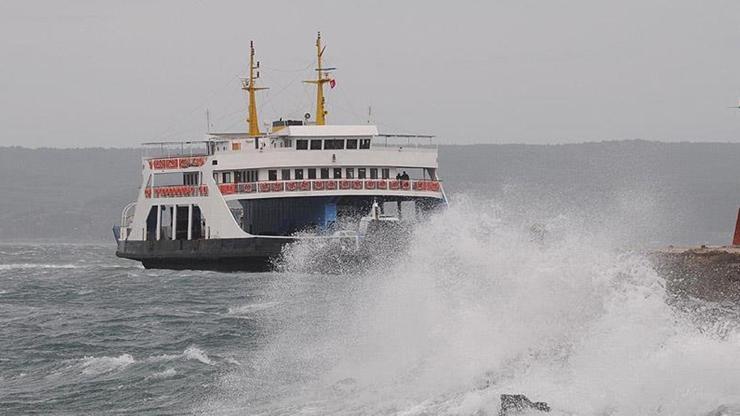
top-left (116, 237), bottom-right (291, 271)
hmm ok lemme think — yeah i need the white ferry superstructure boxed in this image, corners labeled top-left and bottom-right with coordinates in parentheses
top-left (115, 34), bottom-right (447, 270)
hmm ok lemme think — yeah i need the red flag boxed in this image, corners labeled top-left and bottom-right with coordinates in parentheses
top-left (329, 79), bottom-right (336, 89)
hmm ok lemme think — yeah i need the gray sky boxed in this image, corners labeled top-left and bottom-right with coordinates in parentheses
top-left (1, 0), bottom-right (740, 147)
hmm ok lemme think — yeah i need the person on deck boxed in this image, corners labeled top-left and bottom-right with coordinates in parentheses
top-left (400, 171), bottom-right (409, 181)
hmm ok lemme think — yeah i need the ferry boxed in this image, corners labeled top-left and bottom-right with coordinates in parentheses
top-left (115, 34), bottom-right (447, 271)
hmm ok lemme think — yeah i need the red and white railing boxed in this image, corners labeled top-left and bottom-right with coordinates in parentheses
top-left (217, 179), bottom-right (441, 195)
top-left (147, 156), bottom-right (207, 170)
top-left (144, 185), bottom-right (209, 198)
top-left (144, 179), bottom-right (442, 199)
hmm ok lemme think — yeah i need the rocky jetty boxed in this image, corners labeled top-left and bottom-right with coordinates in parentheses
top-left (651, 247), bottom-right (740, 302)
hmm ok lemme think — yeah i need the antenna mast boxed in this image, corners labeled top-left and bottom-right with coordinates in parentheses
top-left (304, 32), bottom-right (335, 125)
top-left (242, 41), bottom-right (268, 136)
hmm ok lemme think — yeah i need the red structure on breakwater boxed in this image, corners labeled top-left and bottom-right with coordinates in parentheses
top-left (733, 208), bottom-right (740, 246)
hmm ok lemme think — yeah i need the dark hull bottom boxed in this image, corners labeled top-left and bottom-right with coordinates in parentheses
top-left (116, 237), bottom-right (293, 272)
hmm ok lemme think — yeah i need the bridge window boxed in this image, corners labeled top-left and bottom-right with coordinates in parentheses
top-left (310, 140), bottom-right (322, 150)
top-left (308, 168), bottom-right (316, 179)
top-left (296, 139), bottom-right (308, 150)
top-left (358, 168), bottom-right (366, 179)
top-left (382, 168), bottom-right (390, 179)
top-left (281, 169), bottom-right (291, 180)
top-left (370, 168), bottom-right (378, 179)
top-left (346, 139), bottom-right (358, 149)
top-left (268, 170), bottom-right (277, 181)
top-left (333, 168), bottom-right (342, 179)
top-left (359, 138), bottom-right (371, 149)
top-left (346, 168), bottom-right (355, 179)
top-left (295, 169), bottom-right (304, 180)
top-left (324, 139), bottom-right (344, 150)
top-left (320, 168), bottom-right (330, 179)
top-left (222, 172), bottom-right (232, 183)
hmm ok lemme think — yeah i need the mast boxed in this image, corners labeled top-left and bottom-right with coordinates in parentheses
top-left (242, 41), bottom-right (267, 136)
top-left (304, 32), bottom-right (335, 125)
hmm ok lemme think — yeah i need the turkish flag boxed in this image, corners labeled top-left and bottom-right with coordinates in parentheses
top-left (329, 79), bottom-right (336, 89)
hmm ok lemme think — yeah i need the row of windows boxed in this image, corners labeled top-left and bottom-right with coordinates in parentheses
top-left (295, 138), bottom-right (372, 151)
top-left (269, 167), bottom-right (390, 180)
top-left (216, 167), bottom-right (392, 183)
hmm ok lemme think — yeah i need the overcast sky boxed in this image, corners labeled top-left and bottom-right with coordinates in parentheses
top-left (1, 0), bottom-right (740, 147)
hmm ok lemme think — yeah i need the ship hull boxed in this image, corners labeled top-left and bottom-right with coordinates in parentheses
top-left (116, 237), bottom-right (293, 271)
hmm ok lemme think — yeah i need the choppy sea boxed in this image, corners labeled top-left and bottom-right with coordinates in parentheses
top-left (2, 200), bottom-right (740, 415)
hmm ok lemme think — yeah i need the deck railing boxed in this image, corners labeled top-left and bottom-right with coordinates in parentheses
top-left (218, 179), bottom-right (441, 195)
top-left (144, 179), bottom-right (442, 199)
top-left (144, 185), bottom-right (209, 198)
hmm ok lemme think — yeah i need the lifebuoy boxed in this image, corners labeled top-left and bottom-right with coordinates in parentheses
top-left (352, 180), bottom-right (363, 190)
top-left (326, 180), bottom-right (337, 190)
top-left (300, 181), bottom-right (311, 191)
top-left (401, 181), bottom-right (410, 191)
top-left (259, 182), bottom-right (271, 192)
top-left (377, 180), bottom-right (388, 189)
top-left (271, 182), bottom-right (284, 192)
top-left (389, 181), bottom-right (400, 190)
top-left (313, 181), bottom-right (325, 191)
top-left (364, 180), bottom-right (376, 190)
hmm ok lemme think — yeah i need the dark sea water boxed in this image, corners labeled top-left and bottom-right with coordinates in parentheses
top-left (0, 243), bottom-right (270, 415)
top-left (2, 201), bottom-right (740, 415)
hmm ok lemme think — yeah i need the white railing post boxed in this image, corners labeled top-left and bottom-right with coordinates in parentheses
top-left (156, 205), bottom-right (162, 241)
top-left (171, 205), bottom-right (177, 240)
top-left (187, 204), bottom-right (193, 240)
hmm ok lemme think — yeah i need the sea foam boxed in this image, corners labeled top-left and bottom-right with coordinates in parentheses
top-left (203, 196), bottom-right (740, 415)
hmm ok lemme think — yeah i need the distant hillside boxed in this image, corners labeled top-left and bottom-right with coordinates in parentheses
top-left (0, 142), bottom-right (738, 245)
